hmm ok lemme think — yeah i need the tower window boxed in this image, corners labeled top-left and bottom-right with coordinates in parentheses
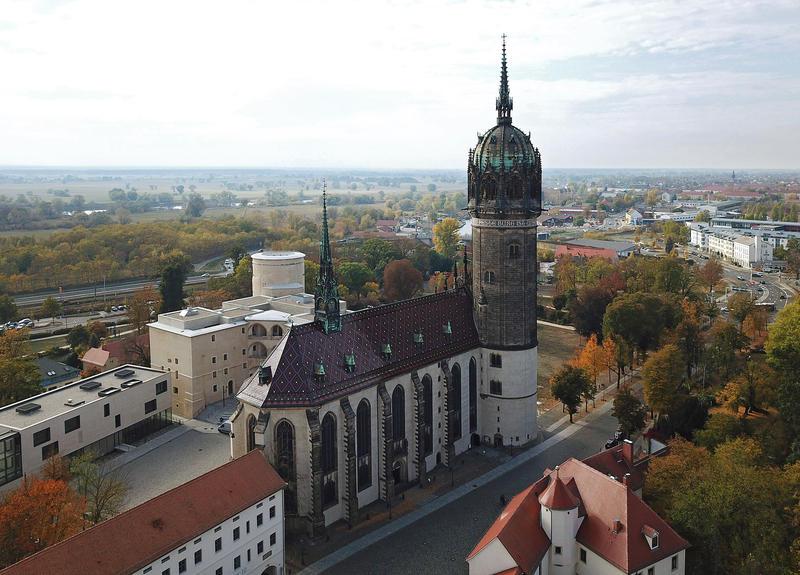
top-left (509, 244), bottom-right (521, 259)
top-left (490, 380), bottom-right (503, 395)
top-left (490, 353), bottom-right (502, 368)
top-left (483, 271), bottom-right (495, 284)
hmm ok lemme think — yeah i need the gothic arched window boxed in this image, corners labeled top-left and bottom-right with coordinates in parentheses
top-left (246, 414), bottom-right (256, 452)
top-left (275, 420), bottom-right (296, 513)
top-left (271, 325), bottom-right (283, 337)
top-left (450, 363), bottom-right (462, 440)
top-left (484, 271), bottom-right (495, 284)
top-left (480, 177), bottom-right (497, 201)
top-left (251, 324), bottom-right (267, 337)
top-left (321, 413), bottom-right (338, 507)
top-left (508, 244), bottom-right (521, 259)
top-left (469, 357), bottom-right (478, 433)
top-left (422, 375), bottom-right (433, 455)
top-left (392, 385), bottom-right (405, 453)
top-left (356, 400), bottom-right (371, 491)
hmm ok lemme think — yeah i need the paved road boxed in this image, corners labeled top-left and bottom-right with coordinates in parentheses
top-left (321, 408), bottom-right (618, 575)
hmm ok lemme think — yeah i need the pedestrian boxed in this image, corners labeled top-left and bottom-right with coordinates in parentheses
top-left (499, 494), bottom-right (507, 506)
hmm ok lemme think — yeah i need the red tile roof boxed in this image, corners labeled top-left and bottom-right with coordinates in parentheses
top-left (468, 456), bottom-right (689, 574)
top-left (582, 442), bottom-right (645, 492)
top-left (238, 288), bottom-right (479, 408)
top-left (0, 451), bottom-right (284, 575)
top-left (538, 473), bottom-right (580, 510)
top-left (467, 480), bottom-right (551, 573)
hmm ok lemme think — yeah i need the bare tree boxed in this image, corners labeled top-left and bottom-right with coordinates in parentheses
top-left (69, 451), bottom-right (129, 525)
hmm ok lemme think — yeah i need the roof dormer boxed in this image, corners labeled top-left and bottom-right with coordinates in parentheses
top-left (642, 524), bottom-right (660, 550)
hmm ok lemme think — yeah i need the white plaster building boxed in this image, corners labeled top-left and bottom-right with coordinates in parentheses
top-left (0, 365), bottom-right (171, 492)
top-left (625, 209), bottom-right (643, 226)
top-left (689, 223), bottom-right (775, 269)
top-left (467, 443), bottom-right (689, 575)
top-left (0, 450), bottom-right (285, 575)
top-left (149, 256), bottom-right (347, 419)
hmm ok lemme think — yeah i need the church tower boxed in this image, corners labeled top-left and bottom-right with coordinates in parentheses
top-left (468, 36), bottom-right (542, 446)
top-left (315, 183), bottom-right (342, 334)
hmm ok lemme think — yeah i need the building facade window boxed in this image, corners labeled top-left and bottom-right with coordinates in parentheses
top-left (270, 533), bottom-right (276, 546)
top-left (490, 380), bottom-right (503, 395)
top-left (508, 243), bottom-right (521, 259)
top-left (275, 420), bottom-right (296, 514)
top-left (356, 399), bottom-right (371, 491)
top-left (104, 403), bottom-right (110, 417)
top-left (145, 399), bottom-right (157, 414)
top-left (64, 416), bottom-right (80, 433)
top-left (422, 375), bottom-right (433, 455)
top-left (580, 548), bottom-right (587, 563)
top-left (272, 325), bottom-right (283, 337)
top-left (115, 414), bottom-right (121, 428)
top-left (490, 353), bottom-right (502, 368)
top-left (233, 527), bottom-right (240, 540)
top-left (214, 537), bottom-right (222, 552)
top-left (321, 413), bottom-right (338, 507)
top-left (469, 357), bottom-right (477, 433)
top-left (0, 433), bottom-right (22, 487)
top-left (32, 427), bottom-right (50, 447)
top-left (41, 441), bottom-right (58, 460)
top-left (450, 363), bottom-right (462, 440)
top-left (483, 271), bottom-right (495, 284)
top-left (672, 556), bottom-right (678, 570)
top-left (257, 541), bottom-right (263, 554)
top-left (392, 385), bottom-right (405, 454)
top-left (269, 505), bottom-right (275, 518)
top-left (156, 380), bottom-right (167, 395)
top-left (178, 559), bottom-right (186, 573)
top-left (257, 513), bottom-right (263, 526)
top-left (234, 556), bottom-right (240, 569)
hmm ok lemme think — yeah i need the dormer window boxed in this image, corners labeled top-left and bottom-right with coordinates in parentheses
top-left (413, 330), bottom-right (424, 346)
top-left (344, 353), bottom-right (356, 373)
top-left (442, 321), bottom-right (452, 335)
top-left (382, 343), bottom-right (392, 360)
top-left (642, 525), bottom-right (660, 550)
top-left (314, 361), bottom-right (326, 382)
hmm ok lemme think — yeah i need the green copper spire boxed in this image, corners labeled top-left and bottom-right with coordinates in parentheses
top-left (314, 181), bottom-right (342, 334)
top-left (496, 34), bottom-right (513, 125)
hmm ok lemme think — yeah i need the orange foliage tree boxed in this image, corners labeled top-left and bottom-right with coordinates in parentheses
top-left (383, 259), bottom-right (423, 302)
top-left (0, 477), bottom-right (86, 567)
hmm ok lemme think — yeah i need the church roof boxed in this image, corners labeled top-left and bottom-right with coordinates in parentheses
top-left (238, 288), bottom-right (479, 408)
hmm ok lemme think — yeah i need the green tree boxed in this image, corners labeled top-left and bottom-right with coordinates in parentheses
top-left (694, 412), bottom-right (745, 450)
top-left (40, 296), bottom-right (61, 323)
top-left (337, 262), bottom-right (374, 297)
top-left (304, 259), bottom-right (320, 293)
top-left (66, 325), bottom-right (91, 348)
top-left (612, 385), bottom-right (647, 437)
top-left (766, 300), bottom-right (800, 458)
top-left (604, 292), bottom-right (682, 360)
top-left (159, 254), bottom-right (193, 313)
top-left (432, 217), bottom-right (460, 259)
top-left (0, 330), bottom-right (41, 407)
top-left (183, 193), bottom-right (206, 218)
top-left (360, 239), bottom-right (400, 278)
top-left (550, 365), bottom-right (590, 423)
top-left (641, 343), bottom-right (684, 418)
top-left (0, 294), bottom-right (17, 323)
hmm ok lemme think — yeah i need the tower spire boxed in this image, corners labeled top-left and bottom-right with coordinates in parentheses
top-left (314, 180), bottom-right (342, 334)
top-left (496, 33), bottom-right (513, 124)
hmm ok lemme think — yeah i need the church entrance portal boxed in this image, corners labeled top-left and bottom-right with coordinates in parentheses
top-left (471, 433), bottom-right (481, 448)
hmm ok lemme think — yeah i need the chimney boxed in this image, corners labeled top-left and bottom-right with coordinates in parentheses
top-left (622, 439), bottom-right (634, 464)
top-left (612, 519), bottom-right (622, 534)
top-left (623, 473), bottom-right (631, 487)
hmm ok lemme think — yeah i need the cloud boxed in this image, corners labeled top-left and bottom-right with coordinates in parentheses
top-left (0, 0), bottom-right (797, 167)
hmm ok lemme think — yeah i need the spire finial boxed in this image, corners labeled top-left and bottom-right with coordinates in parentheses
top-left (315, 178), bottom-right (341, 334)
top-left (496, 34), bottom-right (513, 124)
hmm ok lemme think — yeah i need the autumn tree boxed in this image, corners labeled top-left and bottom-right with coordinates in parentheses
top-left (668, 300), bottom-right (703, 380)
top-left (550, 365), bottom-right (590, 423)
top-left (569, 285), bottom-right (614, 339)
top-left (612, 385), bottom-right (647, 437)
top-left (432, 217), bottom-right (460, 259)
top-left (766, 300), bottom-right (800, 457)
top-left (383, 259), bottom-right (423, 301)
top-left (554, 254), bottom-right (577, 295)
top-left (128, 285), bottom-right (161, 334)
top-left (0, 477), bottom-right (86, 568)
top-left (304, 259), bottom-right (320, 293)
top-left (575, 334), bottom-right (604, 408)
top-left (646, 437), bottom-right (792, 575)
top-left (40, 295), bottom-right (61, 323)
top-left (66, 325), bottom-right (91, 349)
top-left (188, 289), bottom-right (229, 310)
top-left (641, 343), bottom-right (684, 419)
top-left (728, 291), bottom-right (755, 332)
top-left (88, 321), bottom-right (108, 340)
top-left (706, 320), bottom-right (749, 382)
top-left (70, 450), bottom-right (129, 524)
top-left (183, 192), bottom-right (206, 218)
top-left (695, 258), bottom-right (724, 294)
top-left (0, 330), bottom-right (40, 407)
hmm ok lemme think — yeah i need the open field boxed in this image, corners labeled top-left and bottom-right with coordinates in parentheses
top-left (537, 322), bottom-right (582, 404)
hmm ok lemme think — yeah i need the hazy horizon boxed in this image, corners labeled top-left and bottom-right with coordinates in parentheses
top-left (1, 0), bottom-right (798, 170)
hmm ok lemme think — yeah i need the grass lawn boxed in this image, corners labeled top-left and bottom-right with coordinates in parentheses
top-left (537, 322), bottom-right (582, 406)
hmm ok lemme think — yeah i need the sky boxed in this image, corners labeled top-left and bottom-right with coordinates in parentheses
top-left (0, 0), bottom-right (798, 170)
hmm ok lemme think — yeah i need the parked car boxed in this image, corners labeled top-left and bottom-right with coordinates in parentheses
top-left (737, 275), bottom-right (745, 281)
top-left (111, 306), bottom-right (119, 312)
top-left (605, 429), bottom-right (627, 449)
top-left (781, 294), bottom-right (787, 300)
